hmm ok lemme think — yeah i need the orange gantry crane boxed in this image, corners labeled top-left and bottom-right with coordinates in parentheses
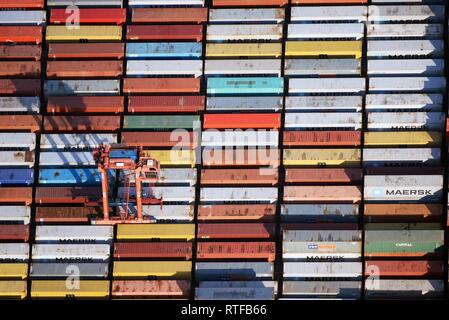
top-left (91, 144), bottom-right (162, 224)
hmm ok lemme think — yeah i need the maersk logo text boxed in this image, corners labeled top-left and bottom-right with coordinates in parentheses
top-left (385, 189), bottom-right (432, 196)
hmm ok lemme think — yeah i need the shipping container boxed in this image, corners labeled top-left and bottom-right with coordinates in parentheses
top-left (207, 24), bottom-right (282, 41)
top-left (0, 151), bottom-right (34, 168)
top-left (35, 207), bottom-right (101, 223)
top-left (290, 6), bottom-right (367, 22)
top-left (198, 223), bottom-right (275, 239)
top-left (127, 25), bottom-right (202, 41)
top-left (0, 133), bottom-right (35, 150)
top-left (207, 77), bottom-right (283, 95)
top-left (111, 280), bottom-right (190, 298)
top-left (285, 113), bottom-right (362, 130)
top-left (285, 59), bottom-right (361, 76)
top-left (0, 11), bottom-right (45, 25)
top-left (283, 242), bottom-right (361, 260)
top-left (284, 186), bottom-right (362, 203)
top-left (44, 80), bottom-right (120, 96)
top-left (196, 287), bottom-right (275, 300)
top-left (35, 226), bottom-right (112, 243)
top-left (201, 168), bottom-right (278, 185)
top-left (0, 169), bottom-right (34, 186)
top-left (198, 204), bottom-right (276, 221)
top-left (31, 280), bottom-right (110, 298)
top-left (47, 0), bottom-right (122, 5)
top-left (283, 149), bottom-right (361, 167)
top-left (363, 223), bottom-right (442, 231)
top-left (121, 132), bottom-right (196, 148)
top-left (123, 115), bottom-right (199, 130)
top-left (123, 78), bottom-right (200, 94)
top-left (195, 262), bottom-right (274, 280)
top-left (288, 24), bottom-right (364, 40)
top-left (202, 148), bottom-right (279, 167)
top-left (364, 204), bottom-right (442, 222)
top-left (35, 186), bottom-right (101, 204)
top-left (47, 96), bottom-right (124, 114)
top-left (0, 115), bottom-right (40, 132)
top-left (127, 96), bottom-right (204, 114)
top-left (283, 262), bottom-right (362, 279)
top-left (364, 131), bottom-right (441, 146)
top-left (118, 186), bottom-right (195, 203)
top-left (369, 77), bottom-right (446, 93)
top-left (137, 205), bottom-right (194, 222)
top-left (281, 204), bottom-right (359, 223)
top-left (48, 43), bottom-right (124, 59)
top-left (0, 281), bottom-right (27, 299)
top-left (46, 61), bottom-right (123, 78)
top-left (0, 97), bottom-right (40, 113)
top-left (201, 131), bottom-right (278, 148)
top-left (30, 263), bottom-right (108, 278)
top-left (0, 206), bottom-right (30, 224)
top-left (206, 43), bottom-right (282, 58)
top-left (141, 150), bottom-right (196, 167)
top-left (50, 8), bottom-right (126, 24)
top-left (131, 8), bottom-right (207, 23)
top-left (365, 279), bottom-right (444, 299)
top-left (0, 263), bottom-right (28, 279)
top-left (0, 26), bottom-right (42, 44)
top-left (283, 131), bottom-right (361, 147)
top-left (200, 187), bottom-right (278, 203)
top-left (0, 62), bottom-right (40, 77)
top-left (32, 244), bottom-right (110, 261)
top-left (0, 79), bottom-right (41, 95)
top-left (285, 168), bottom-right (362, 184)
top-left (365, 260), bottom-right (444, 277)
top-left (367, 40), bottom-right (444, 57)
top-left (368, 5), bottom-right (444, 23)
top-left (112, 261), bottom-right (192, 279)
top-left (43, 116), bottom-right (120, 132)
top-left (0, 225), bottom-right (29, 242)
top-left (204, 114), bottom-right (280, 130)
top-left (126, 42), bottom-right (202, 59)
top-left (116, 224), bottom-right (194, 241)
top-left (209, 8), bottom-right (284, 23)
top-left (0, 243), bottom-right (29, 262)
top-left (213, 0), bottom-right (287, 6)
top-left (121, 168), bottom-right (196, 185)
top-left (114, 242), bottom-right (192, 260)
top-left (46, 25), bottom-right (121, 41)
top-left (292, 0), bottom-right (367, 3)
top-left (367, 24), bottom-right (443, 39)
top-left (40, 133), bottom-right (117, 150)
top-left (0, 188), bottom-right (32, 205)
top-left (197, 242), bottom-right (275, 261)
top-left (282, 281), bottom-right (361, 299)
top-left (285, 96), bottom-right (362, 112)
top-left (363, 148), bottom-right (440, 167)
top-left (206, 96), bottom-right (283, 112)
top-left (285, 41), bottom-right (362, 59)
top-left (367, 112), bottom-right (444, 130)
top-left (0, 0), bottom-right (43, 8)
top-left (126, 60), bottom-right (202, 77)
top-left (289, 78), bottom-right (365, 94)
top-left (366, 93), bottom-right (443, 112)
top-left (205, 59), bottom-right (281, 76)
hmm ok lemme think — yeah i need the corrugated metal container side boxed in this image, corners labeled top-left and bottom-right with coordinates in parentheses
top-left (197, 223), bottom-right (275, 239)
top-left (0, 187), bottom-right (32, 205)
top-left (213, 0), bottom-right (287, 6)
top-left (364, 204), bottom-right (442, 222)
top-left (198, 204), bottom-right (276, 221)
top-left (31, 280), bottom-right (110, 298)
top-left (283, 149), bottom-right (361, 167)
top-left (43, 116), bottom-right (120, 132)
top-left (0, 11), bottom-right (45, 26)
top-left (0, 263), bottom-right (28, 279)
top-left (112, 280), bottom-right (190, 298)
top-left (35, 225), bottom-right (112, 243)
top-left (0, 281), bottom-right (27, 299)
top-left (38, 168), bottom-right (106, 186)
top-left (35, 207), bottom-right (101, 223)
top-left (35, 186), bottom-right (101, 204)
top-left (46, 25), bottom-right (122, 41)
top-left (206, 43), bottom-right (282, 58)
top-left (0, 97), bottom-right (40, 114)
top-left (290, 6), bottom-right (367, 22)
top-left (30, 263), bottom-right (109, 278)
top-left (364, 132), bottom-right (441, 146)
top-left (0, 169), bottom-right (34, 186)
top-left (0, 151), bottom-right (35, 167)
top-left (40, 133), bottom-right (117, 150)
top-left (127, 96), bottom-right (204, 113)
top-left (196, 287), bottom-right (275, 300)
top-left (285, 96), bottom-right (362, 112)
top-left (0, 206), bottom-right (31, 224)
top-left (197, 242), bottom-right (276, 261)
top-left (131, 8), bottom-right (208, 23)
top-left (205, 59), bottom-right (281, 76)
top-left (195, 262), bottom-right (274, 280)
top-left (114, 242), bottom-right (192, 260)
top-left (112, 261), bottom-right (192, 279)
top-left (0, 0), bottom-right (43, 8)
top-left (123, 115), bottom-right (199, 130)
top-left (204, 114), bottom-right (280, 129)
top-left (116, 224), bottom-right (195, 241)
top-left (50, 8), bottom-right (126, 24)
top-left (207, 77), bottom-right (283, 95)
top-left (284, 186), bottom-right (362, 203)
top-left (126, 43), bottom-right (202, 59)
top-left (285, 168), bottom-right (363, 184)
top-left (207, 97), bottom-right (283, 112)
top-left (47, 96), bottom-right (124, 114)
top-left (44, 80), bottom-right (120, 96)
top-left (283, 262), bottom-right (363, 279)
top-left (32, 244), bottom-right (110, 261)
top-left (282, 281), bottom-right (361, 299)
top-left (0, 115), bottom-right (41, 132)
top-left (365, 279), bottom-right (444, 299)
top-left (202, 148), bottom-right (279, 167)
top-left (283, 131), bottom-right (361, 147)
top-left (0, 79), bottom-right (41, 95)
top-left (0, 26), bottom-right (42, 44)
top-left (281, 204), bottom-right (359, 223)
top-left (284, 113), bottom-right (362, 130)
top-left (200, 169), bottom-right (278, 185)
top-left (127, 25), bottom-right (203, 41)
top-left (365, 260), bottom-right (444, 277)
top-left (200, 187), bottom-right (278, 203)
top-left (0, 243), bottom-right (29, 262)
top-left (48, 43), bottom-right (124, 59)
top-left (0, 62), bottom-right (41, 77)
top-left (366, 93), bottom-right (443, 112)
top-left (209, 8), bottom-right (284, 23)
top-left (206, 24), bottom-right (283, 41)
top-left (46, 61), bottom-right (123, 78)
top-left (123, 78), bottom-right (200, 94)
top-left (0, 225), bottom-right (29, 242)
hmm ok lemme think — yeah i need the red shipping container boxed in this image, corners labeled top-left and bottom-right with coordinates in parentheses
top-left (47, 96), bottom-right (124, 114)
top-left (200, 168), bottom-right (278, 185)
top-left (0, 115), bottom-right (41, 132)
top-left (365, 261), bottom-right (444, 277)
top-left (281, 223), bottom-right (359, 231)
top-left (204, 113), bottom-right (281, 129)
top-left (197, 223), bottom-right (275, 239)
top-left (198, 204), bottom-right (276, 221)
top-left (48, 43), bottom-right (124, 59)
top-left (197, 242), bottom-right (276, 261)
top-left (0, 45), bottom-right (41, 60)
top-left (0, 187), bottom-right (32, 205)
top-left (283, 131), bottom-right (361, 147)
top-left (121, 132), bottom-right (197, 148)
top-left (0, 62), bottom-right (41, 77)
top-left (35, 187), bottom-right (101, 204)
top-left (127, 96), bottom-right (205, 113)
top-left (0, 225), bottom-right (29, 242)
top-left (123, 78), bottom-right (200, 94)
top-left (285, 168), bottom-right (363, 184)
top-left (114, 243), bottom-right (192, 260)
top-left (0, 26), bottom-right (42, 44)
top-left (127, 25), bottom-right (203, 41)
top-left (213, 0), bottom-right (287, 6)
top-left (50, 8), bottom-right (126, 25)
top-left (46, 61), bottom-right (123, 78)
top-left (43, 116), bottom-right (120, 132)
top-left (35, 207), bottom-right (101, 223)
top-left (112, 280), bottom-right (190, 298)
top-left (0, 79), bottom-right (41, 95)
top-left (0, 0), bottom-right (43, 8)
top-left (131, 8), bottom-right (208, 23)
top-left (364, 204), bottom-right (442, 222)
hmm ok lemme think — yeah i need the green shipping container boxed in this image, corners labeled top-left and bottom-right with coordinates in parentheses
top-left (123, 115), bottom-right (200, 129)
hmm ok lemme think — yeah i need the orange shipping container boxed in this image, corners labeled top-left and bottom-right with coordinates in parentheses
top-left (283, 131), bottom-right (361, 147)
top-left (0, 0), bottom-right (43, 8)
top-left (48, 43), bottom-right (124, 59)
top-left (198, 204), bottom-right (276, 221)
top-left (47, 96), bottom-right (124, 114)
top-left (0, 62), bottom-right (40, 77)
top-left (112, 280), bottom-right (190, 298)
top-left (43, 116), bottom-right (120, 132)
top-left (123, 78), bottom-right (200, 94)
top-left (0, 115), bottom-right (41, 132)
top-left (127, 96), bottom-right (205, 113)
top-left (121, 132), bottom-right (197, 148)
top-left (365, 261), bottom-right (444, 277)
top-left (0, 187), bottom-right (32, 205)
top-left (284, 185), bottom-right (362, 203)
top-left (292, 0), bottom-right (367, 3)
top-left (0, 26), bottom-right (42, 44)
top-left (285, 168), bottom-right (363, 184)
top-left (201, 168), bottom-right (278, 185)
top-left (46, 61), bottom-right (123, 78)
top-left (197, 242), bottom-right (276, 261)
top-left (0, 79), bottom-right (41, 95)
top-left (0, 45), bottom-right (41, 60)
top-left (364, 204), bottom-right (442, 222)
top-left (204, 114), bottom-right (281, 129)
top-left (127, 25), bottom-right (203, 41)
top-left (132, 8), bottom-right (208, 23)
top-left (35, 207), bottom-right (101, 223)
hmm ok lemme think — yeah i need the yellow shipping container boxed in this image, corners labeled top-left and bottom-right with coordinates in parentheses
top-left (46, 26), bottom-right (122, 41)
top-left (142, 149), bottom-right (196, 167)
top-left (113, 261), bottom-right (192, 278)
top-left (0, 264), bottom-right (28, 279)
top-left (364, 132), bottom-right (441, 146)
top-left (285, 41), bottom-right (362, 59)
top-left (0, 281), bottom-right (27, 299)
top-left (283, 149), bottom-right (361, 166)
top-left (117, 224), bottom-right (195, 240)
top-left (31, 280), bottom-right (110, 298)
top-left (206, 43), bottom-right (282, 57)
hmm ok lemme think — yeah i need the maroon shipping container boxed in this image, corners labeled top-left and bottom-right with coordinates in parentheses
top-left (46, 61), bottom-right (123, 78)
top-left (35, 207), bottom-right (101, 223)
top-left (131, 8), bottom-right (208, 23)
top-left (285, 168), bottom-right (363, 184)
top-left (123, 78), bottom-right (200, 94)
top-left (111, 280), bottom-right (190, 298)
top-left (281, 223), bottom-right (359, 231)
top-left (365, 167), bottom-right (444, 176)
top-left (0, 26), bottom-right (42, 44)
top-left (0, 225), bottom-right (29, 242)
top-left (0, 0), bottom-right (44, 8)
top-left (48, 43), bottom-right (124, 59)
top-left (0, 79), bottom-right (41, 95)
top-left (213, 0), bottom-right (287, 6)
top-left (0, 187), bottom-right (32, 205)
top-left (365, 261), bottom-right (445, 278)
top-left (200, 168), bottom-right (278, 185)
top-left (43, 116), bottom-right (120, 132)
top-left (127, 25), bottom-right (203, 41)
top-left (0, 115), bottom-right (41, 132)
top-left (127, 96), bottom-right (205, 113)
top-left (35, 187), bottom-right (101, 204)
top-left (283, 131), bottom-right (361, 147)
top-left (198, 204), bottom-right (276, 221)
top-left (47, 96), bottom-right (124, 114)
top-left (196, 242), bottom-right (276, 261)
top-left (121, 132), bottom-right (197, 148)
top-left (197, 223), bottom-right (275, 239)
top-left (364, 204), bottom-right (442, 222)
top-left (50, 8), bottom-right (126, 25)
top-left (0, 45), bottom-right (41, 60)
top-left (114, 243), bottom-right (192, 260)
top-left (0, 62), bottom-right (41, 77)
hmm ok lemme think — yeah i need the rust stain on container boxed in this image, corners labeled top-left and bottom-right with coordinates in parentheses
top-left (48, 43), bottom-right (124, 59)
top-left (43, 116), bottom-right (120, 132)
top-left (46, 61), bottom-right (123, 78)
top-left (364, 204), bottom-right (442, 222)
top-left (0, 45), bottom-right (41, 60)
top-left (0, 187), bottom-right (32, 205)
top-left (127, 25), bottom-right (203, 41)
top-left (285, 168), bottom-right (363, 184)
top-left (196, 242), bottom-right (276, 261)
top-left (132, 8), bottom-right (208, 23)
top-left (111, 280), bottom-right (190, 298)
top-left (47, 96), bottom-right (124, 114)
top-left (35, 187), bottom-right (101, 204)
top-left (0, 62), bottom-right (40, 77)
top-left (365, 261), bottom-right (444, 277)
top-left (114, 243), bottom-right (192, 260)
top-left (35, 207), bottom-right (101, 223)
top-left (0, 115), bottom-right (41, 132)
top-left (197, 223), bottom-right (275, 239)
top-left (127, 96), bottom-right (205, 113)
top-left (0, 225), bottom-right (29, 242)
top-left (201, 168), bottom-right (278, 185)
top-left (124, 78), bottom-right (200, 94)
top-left (0, 26), bottom-right (42, 44)
top-left (284, 186), bottom-right (362, 203)
top-left (198, 204), bottom-right (276, 221)
top-left (0, 79), bottom-right (41, 95)
top-left (121, 132), bottom-right (196, 148)
top-left (283, 131), bottom-right (361, 147)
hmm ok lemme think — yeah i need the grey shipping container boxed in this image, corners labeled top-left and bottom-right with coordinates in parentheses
top-left (195, 262), bottom-right (274, 280)
top-left (30, 263), bottom-right (109, 278)
top-left (283, 281), bottom-right (362, 299)
top-left (281, 204), bottom-right (359, 222)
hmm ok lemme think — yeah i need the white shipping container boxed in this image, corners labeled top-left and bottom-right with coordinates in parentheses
top-left (365, 279), bottom-right (444, 298)
top-left (40, 133), bottom-right (118, 150)
top-left (283, 262), bottom-right (363, 278)
top-left (367, 112), bottom-right (444, 130)
top-left (0, 243), bottom-right (29, 261)
top-left (195, 287), bottom-right (275, 300)
top-left (0, 11), bottom-right (45, 25)
top-left (283, 281), bottom-right (361, 299)
top-left (209, 8), bottom-right (284, 23)
top-left (363, 148), bottom-right (440, 166)
top-left (0, 133), bottom-right (36, 150)
top-left (285, 59), bottom-right (360, 76)
top-left (0, 206), bottom-right (30, 224)
top-left (39, 151), bottom-right (96, 167)
top-left (284, 112), bottom-right (362, 130)
top-left (206, 24), bottom-right (283, 41)
top-left (120, 168), bottom-right (197, 185)
top-left (48, 0), bottom-right (123, 6)
top-left (367, 24), bottom-right (443, 38)
top-left (126, 60), bottom-right (203, 77)
top-left (35, 226), bottom-right (113, 243)
top-left (205, 59), bottom-right (281, 76)
top-left (365, 93), bottom-right (443, 111)
top-left (207, 96), bottom-right (283, 112)
top-left (283, 230), bottom-right (362, 242)
top-left (0, 97), bottom-right (40, 113)
top-left (44, 80), bottom-right (121, 96)
top-left (283, 242), bottom-right (362, 260)
top-left (129, 0), bottom-right (204, 5)
top-left (288, 24), bottom-right (364, 39)
top-left (289, 78), bottom-right (365, 94)
top-left (201, 131), bottom-right (279, 147)
top-left (368, 77), bottom-right (446, 92)
top-left (291, 6), bottom-right (366, 22)
top-left (368, 5), bottom-right (444, 22)
top-left (285, 96), bottom-right (362, 112)
top-left (120, 204), bottom-right (194, 221)
top-left (117, 186), bottom-right (195, 203)
top-left (368, 59), bottom-right (444, 76)
top-left (0, 151), bottom-right (34, 167)
top-left (31, 244), bottom-right (110, 261)
top-left (200, 187), bottom-right (278, 203)
top-left (367, 40), bottom-right (444, 57)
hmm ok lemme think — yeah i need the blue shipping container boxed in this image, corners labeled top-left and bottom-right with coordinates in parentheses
top-left (38, 168), bottom-right (114, 186)
top-left (0, 168), bottom-right (34, 186)
top-left (207, 77), bottom-right (284, 95)
top-left (110, 149), bottom-right (137, 160)
top-left (126, 42), bottom-right (202, 59)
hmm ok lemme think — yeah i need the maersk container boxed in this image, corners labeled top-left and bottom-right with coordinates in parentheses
top-left (207, 97), bottom-right (283, 112)
top-left (47, 0), bottom-right (123, 6)
top-left (209, 8), bottom-right (284, 23)
top-left (367, 112), bottom-right (444, 130)
top-left (39, 152), bottom-right (96, 167)
top-left (195, 262), bottom-right (274, 280)
top-left (290, 6), bottom-right (367, 22)
top-left (367, 24), bottom-right (443, 39)
top-left (365, 94), bottom-right (443, 111)
top-left (368, 59), bottom-right (444, 76)
top-left (368, 5), bottom-right (444, 22)
top-left (31, 263), bottom-right (109, 278)
top-left (284, 113), bottom-right (362, 130)
top-left (365, 279), bottom-right (444, 299)
top-left (207, 24), bottom-right (282, 41)
top-left (368, 77), bottom-right (446, 93)
top-left (126, 42), bottom-right (202, 59)
top-left (117, 186), bottom-right (195, 203)
top-left (205, 60), bottom-right (281, 76)
top-left (38, 168), bottom-right (109, 186)
top-left (123, 115), bottom-right (199, 130)
top-left (283, 262), bottom-right (362, 279)
top-left (124, 204), bottom-right (194, 222)
top-left (0, 11), bottom-right (46, 25)
top-left (44, 80), bottom-right (120, 96)
top-left (0, 169), bottom-right (33, 186)
top-left (285, 96), bottom-right (362, 112)
top-left (40, 133), bottom-right (117, 150)
top-left (0, 97), bottom-right (40, 113)
top-left (283, 242), bottom-right (362, 260)
top-left (0, 151), bottom-right (34, 167)
top-left (120, 168), bottom-right (197, 185)
top-left (288, 78), bottom-right (365, 94)
top-left (0, 243), bottom-right (29, 262)
top-left (207, 77), bottom-right (283, 95)
top-left (363, 148), bottom-right (440, 167)
top-left (196, 287), bottom-right (275, 300)
top-left (285, 59), bottom-right (361, 76)
top-left (283, 230), bottom-right (362, 242)
top-left (0, 133), bottom-right (35, 150)
top-left (126, 60), bottom-right (203, 77)
top-left (201, 131), bottom-right (279, 147)
top-left (288, 24), bottom-right (364, 40)
top-left (200, 187), bottom-right (278, 203)
top-left (367, 40), bottom-right (444, 57)
top-left (31, 244), bottom-right (110, 261)
top-left (0, 206), bottom-right (30, 224)
top-left (35, 226), bottom-right (113, 243)
top-left (281, 204), bottom-right (359, 223)
top-left (283, 281), bottom-right (361, 299)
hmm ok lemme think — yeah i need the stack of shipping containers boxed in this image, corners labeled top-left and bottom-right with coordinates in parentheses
top-left (364, 1), bottom-right (446, 299)
top-left (281, 0), bottom-right (365, 300)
